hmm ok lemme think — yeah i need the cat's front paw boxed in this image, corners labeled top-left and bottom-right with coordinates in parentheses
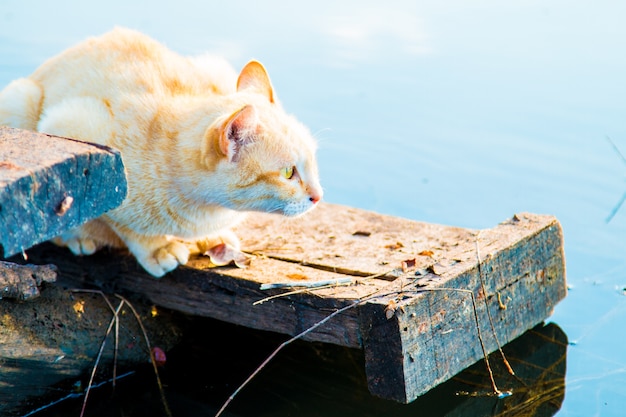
top-left (192, 230), bottom-right (241, 254)
top-left (52, 235), bottom-right (97, 255)
top-left (138, 241), bottom-right (190, 278)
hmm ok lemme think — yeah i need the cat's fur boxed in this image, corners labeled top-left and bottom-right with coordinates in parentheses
top-left (0, 28), bottom-right (322, 277)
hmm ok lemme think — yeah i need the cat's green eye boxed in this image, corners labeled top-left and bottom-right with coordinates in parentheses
top-left (280, 166), bottom-right (295, 179)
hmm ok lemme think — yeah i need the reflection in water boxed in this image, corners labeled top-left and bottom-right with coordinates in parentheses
top-left (449, 323), bottom-right (567, 417)
top-left (24, 320), bottom-right (567, 417)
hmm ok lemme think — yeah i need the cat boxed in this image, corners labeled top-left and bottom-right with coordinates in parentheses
top-left (0, 27), bottom-right (323, 277)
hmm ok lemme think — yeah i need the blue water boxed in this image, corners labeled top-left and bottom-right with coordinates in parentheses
top-left (2, 1), bottom-right (626, 415)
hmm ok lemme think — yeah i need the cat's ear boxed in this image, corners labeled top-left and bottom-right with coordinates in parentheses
top-left (236, 60), bottom-right (274, 103)
top-left (219, 105), bottom-right (257, 162)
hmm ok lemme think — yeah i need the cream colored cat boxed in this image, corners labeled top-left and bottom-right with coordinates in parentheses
top-left (0, 28), bottom-right (322, 277)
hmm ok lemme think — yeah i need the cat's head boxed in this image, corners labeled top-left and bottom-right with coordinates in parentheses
top-left (205, 61), bottom-right (322, 217)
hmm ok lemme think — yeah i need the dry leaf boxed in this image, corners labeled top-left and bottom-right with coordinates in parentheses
top-left (418, 250), bottom-right (434, 258)
top-left (426, 264), bottom-right (440, 275)
top-left (385, 241), bottom-right (404, 250)
top-left (205, 243), bottom-right (252, 268)
top-left (352, 230), bottom-right (371, 237)
top-left (385, 300), bottom-right (397, 320)
top-left (428, 262), bottom-right (448, 275)
top-left (426, 259), bottom-right (459, 275)
top-left (401, 258), bottom-right (417, 272)
top-left (152, 346), bottom-right (167, 367)
top-left (0, 161), bottom-right (20, 170)
top-left (286, 273), bottom-right (308, 280)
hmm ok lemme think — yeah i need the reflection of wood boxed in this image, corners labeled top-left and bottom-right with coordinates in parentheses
top-left (446, 322), bottom-right (567, 417)
top-left (10, 203), bottom-right (567, 404)
top-left (0, 126), bottom-right (126, 258)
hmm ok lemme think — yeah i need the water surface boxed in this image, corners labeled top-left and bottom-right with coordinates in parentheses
top-left (2, 1), bottom-right (626, 415)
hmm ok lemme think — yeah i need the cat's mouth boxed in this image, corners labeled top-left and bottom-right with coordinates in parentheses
top-left (280, 199), bottom-right (320, 217)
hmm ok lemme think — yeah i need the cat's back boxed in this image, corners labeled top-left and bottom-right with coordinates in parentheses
top-left (32, 28), bottom-right (235, 107)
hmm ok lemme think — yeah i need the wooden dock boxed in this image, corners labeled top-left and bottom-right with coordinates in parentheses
top-left (0, 127), bottom-right (567, 407)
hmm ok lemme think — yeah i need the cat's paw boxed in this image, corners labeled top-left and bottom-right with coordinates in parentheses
top-left (192, 230), bottom-right (241, 254)
top-left (52, 235), bottom-right (97, 255)
top-left (137, 241), bottom-right (190, 278)
top-left (188, 231), bottom-right (250, 268)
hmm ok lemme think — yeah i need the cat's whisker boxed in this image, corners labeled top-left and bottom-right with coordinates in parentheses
top-left (266, 205), bottom-right (286, 214)
top-left (312, 127), bottom-right (332, 139)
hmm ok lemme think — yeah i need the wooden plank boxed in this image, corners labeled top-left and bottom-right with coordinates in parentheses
top-left (234, 204), bottom-right (474, 278)
top-left (0, 126), bottom-right (127, 258)
top-left (16, 244), bottom-right (381, 348)
top-left (359, 213), bottom-right (566, 402)
top-left (6, 203), bottom-right (566, 404)
top-left (236, 206), bottom-right (567, 402)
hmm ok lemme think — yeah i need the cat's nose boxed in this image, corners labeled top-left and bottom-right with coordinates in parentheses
top-left (308, 188), bottom-right (322, 204)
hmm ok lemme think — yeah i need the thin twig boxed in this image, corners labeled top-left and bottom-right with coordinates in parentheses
top-left (606, 191), bottom-right (626, 223)
top-left (474, 236), bottom-right (515, 376)
top-left (255, 285), bottom-right (328, 305)
top-left (253, 270), bottom-right (392, 305)
top-left (260, 277), bottom-right (353, 290)
top-left (20, 371), bottom-right (135, 417)
top-left (254, 282), bottom-right (350, 305)
top-left (214, 298), bottom-right (364, 417)
top-left (605, 136), bottom-right (626, 223)
top-left (115, 294), bottom-right (172, 417)
top-left (71, 289), bottom-right (122, 389)
top-left (80, 299), bottom-right (124, 417)
top-left (219, 279), bottom-right (392, 417)
top-left (219, 269), bottom-right (511, 416)
top-left (219, 253), bottom-right (517, 417)
top-left (113, 304), bottom-right (119, 390)
top-left (70, 290), bottom-right (171, 416)
top-left (417, 286), bottom-right (502, 395)
top-left (606, 135), bottom-right (626, 166)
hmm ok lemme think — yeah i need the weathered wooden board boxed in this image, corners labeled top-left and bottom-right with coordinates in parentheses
top-left (10, 203), bottom-right (567, 404)
top-left (358, 215), bottom-right (565, 402)
top-left (0, 126), bottom-right (127, 258)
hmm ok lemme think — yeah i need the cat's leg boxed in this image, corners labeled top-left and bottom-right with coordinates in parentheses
top-left (0, 78), bottom-right (43, 130)
top-left (53, 229), bottom-right (98, 255)
top-left (52, 218), bottom-right (125, 255)
top-left (126, 235), bottom-right (190, 278)
top-left (55, 216), bottom-right (188, 277)
top-left (108, 222), bottom-right (190, 278)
